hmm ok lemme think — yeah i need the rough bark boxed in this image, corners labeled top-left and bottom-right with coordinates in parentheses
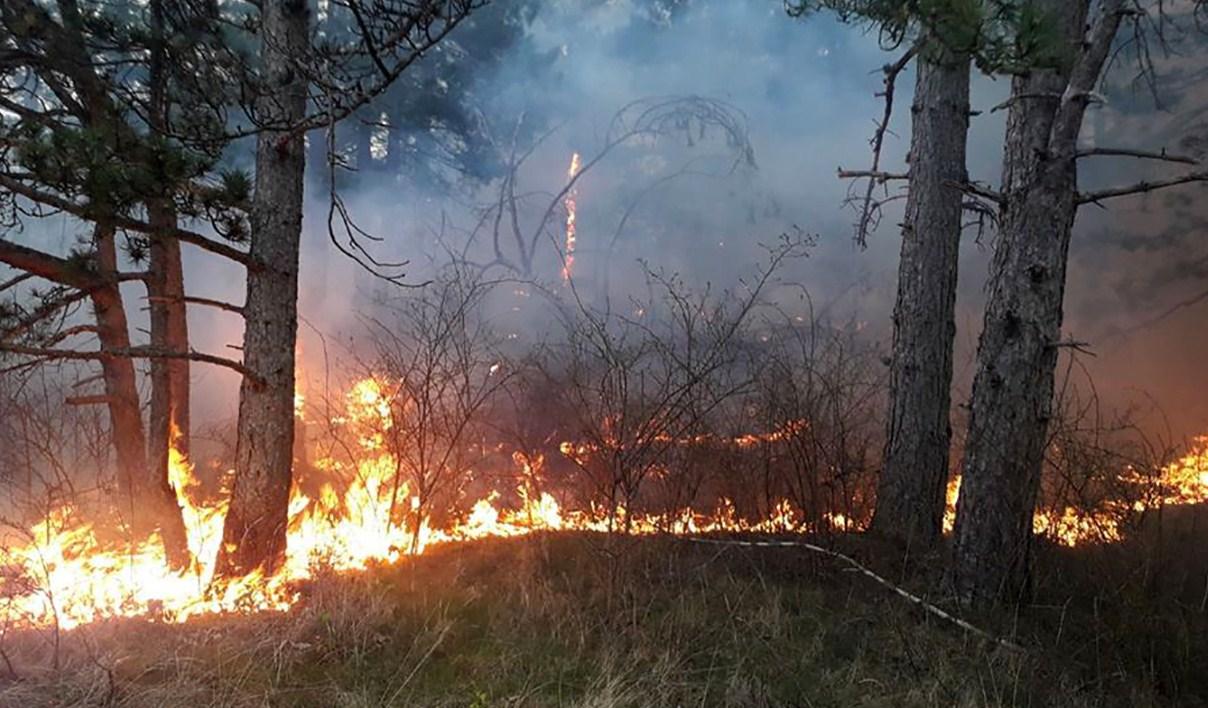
top-left (146, 208), bottom-right (190, 467)
top-left (145, 205), bottom-right (192, 567)
top-left (146, 0), bottom-right (191, 462)
top-left (214, 0), bottom-right (309, 580)
top-left (952, 0), bottom-right (1125, 604)
top-left (870, 47), bottom-right (971, 548)
top-left (89, 227), bottom-right (147, 501)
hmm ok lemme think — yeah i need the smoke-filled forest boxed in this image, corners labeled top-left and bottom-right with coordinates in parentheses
top-left (3, 0), bottom-right (1208, 705)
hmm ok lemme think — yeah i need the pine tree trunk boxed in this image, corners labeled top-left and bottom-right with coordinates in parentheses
top-left (951, 0), bottom-right (1121, 604)
top-left (214, 0), bottom-right (308, 579)
top-left (91, 224), bottom-right (149, 506)
top-left (95, 222), bottom-right (189, 566)
top-left (142, 1), bottom-right (191, 567)
top-left (146, 203), bottom-right (190, 463)
top-left (870, 48), bottom-right (970, 548)
top-left (145, 204), bottom-right (192, 567)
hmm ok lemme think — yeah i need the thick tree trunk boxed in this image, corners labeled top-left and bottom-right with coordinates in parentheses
top-left (95, 222), bottom-right (189, 566)
top-left (214, 0), bottom-right (309, 579)
top-left (90, 225), bottom-right (149, 504)
top-left (951, 0), bottom-right (1121, 604)
top-left (870, 48), bottom-right (971, 548)
top-left (141, 0), bottom-right (192, 567)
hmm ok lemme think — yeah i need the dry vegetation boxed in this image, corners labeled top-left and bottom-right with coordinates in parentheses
top-left (1, 529), bottom-right (1204, 707)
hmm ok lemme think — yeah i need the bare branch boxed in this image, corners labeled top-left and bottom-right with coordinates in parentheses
top-left (845, 47), bottom-right (916, 248)
top-left (1076, 147), bottom-right (1199, 165)
top-left (145, 294), bottom-right (244, 317)
top-left (0, 344), bottom-right (263, 386)
top-left (1077, 171), bottom-right (1208, 205)
top-left (837, 169), bottom-right (908, 182)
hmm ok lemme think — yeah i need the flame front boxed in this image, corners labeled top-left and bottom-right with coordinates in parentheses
top-left (3, 376), bottom-right (1208, 631)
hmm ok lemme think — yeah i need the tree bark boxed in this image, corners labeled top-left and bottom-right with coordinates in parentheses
top-left (952, 0), bottom-right (1124, 605)
top-left (90, 226), bottom-right (149, 506)
top-left (145, 205), bottom-right (192, 568)
top-left (870, 47), bottom-right (971, 548)
top-left (0, 228), bottom-right (189, 564)
top-left (214, 0), bottom-right (309, 580)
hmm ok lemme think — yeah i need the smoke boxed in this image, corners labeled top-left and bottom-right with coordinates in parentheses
top-left (12, 0), bottom-right (1200, 440)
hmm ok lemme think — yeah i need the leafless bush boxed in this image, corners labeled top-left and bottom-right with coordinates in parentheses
top-left (1039, 353), bottom-right (1180, 543)
top-left (540, 235), bottom-right (810, 531)
top-left (347, 264), bottom-right (513, 548)
top-left (720, 307), bottom-right (886, 532)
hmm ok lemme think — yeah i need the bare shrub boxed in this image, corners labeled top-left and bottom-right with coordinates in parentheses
top-left (542, 235), bottom-right (810, 531)
top-left (347, 264), bottom-right (512, 548)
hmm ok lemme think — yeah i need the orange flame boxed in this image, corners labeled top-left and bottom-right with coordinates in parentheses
top-left (3, 378), bottom-right (1208, 631)
top-left (561, 152), bottom-right (581, 282)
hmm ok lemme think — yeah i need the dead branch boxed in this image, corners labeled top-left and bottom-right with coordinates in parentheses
top-left (144, 294), bottom-right (244, 317)
top-left (0, 175), bottom-right (253, 268)
top-left (1075, 147), bottom-right (1199, 165)
top-left (1077, 170), bottom-right (1208, 205)
top-left (64, 394), bottom-right (113, 406)
top-left (841, 47), bottom-right (916, 248)
top-left (837, 169), bottom-right (908, 182)
top-left (0, 344), bottom-right (263, 386)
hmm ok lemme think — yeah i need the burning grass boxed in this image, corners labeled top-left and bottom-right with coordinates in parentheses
top-left (1, 532), bottom-right (1199, 707)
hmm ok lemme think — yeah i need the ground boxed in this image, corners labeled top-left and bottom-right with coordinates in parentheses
top-left (1, 530), bottom-right (1204, 707)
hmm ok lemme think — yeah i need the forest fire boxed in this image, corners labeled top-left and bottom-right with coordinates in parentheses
top-left (3, 368), bottom-right (1207, 632)
top-left (943, 443), bottom-right (1208, 547)
top-left (561, 151), bottom-right (581, 281)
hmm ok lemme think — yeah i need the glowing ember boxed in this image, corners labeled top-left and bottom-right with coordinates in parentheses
top-left (561, 151), bottom-right (581, 282)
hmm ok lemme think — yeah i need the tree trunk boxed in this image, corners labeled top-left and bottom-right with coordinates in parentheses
top-left (952, 0), bottom-right (1122, 604)
top-left (141, 0), bottom-right (191, 568)
top-left (146, 204), bottom-right (190, 458)
top-left (94, 222), bottom-right (189, 566)
top-left (870, 47), bottom-right (971, 548)
top-left (214, 0), bottom-right (309, 580)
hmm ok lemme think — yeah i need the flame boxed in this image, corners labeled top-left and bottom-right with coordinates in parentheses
top-left (4, 376), bottom-right (1208, 631)
top-left (561, 152), bottom-right (581, 282)
top-left (942, 439), bottom-right (1208, 546)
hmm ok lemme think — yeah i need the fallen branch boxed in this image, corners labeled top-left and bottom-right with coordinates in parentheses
top-left (685, 536), bottom-right (1027, 653)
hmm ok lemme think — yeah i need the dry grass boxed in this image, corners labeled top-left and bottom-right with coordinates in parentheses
top-left (0, 532), bottom-right (1194, 707)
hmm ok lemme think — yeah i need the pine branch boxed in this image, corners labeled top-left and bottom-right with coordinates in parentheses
top-left (0, 175), bottom-right (254, 268)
